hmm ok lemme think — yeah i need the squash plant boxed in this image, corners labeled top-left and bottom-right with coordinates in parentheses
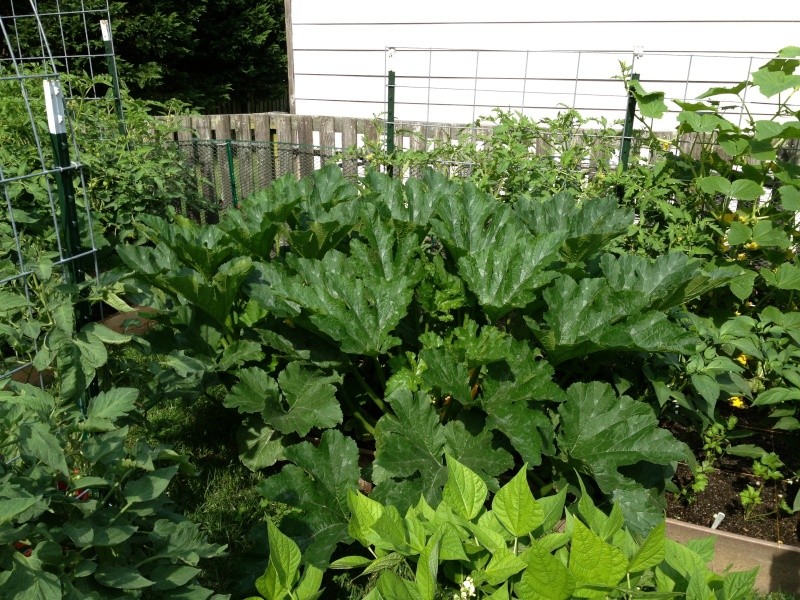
top-left (118, 164), bottom-right (740, 564)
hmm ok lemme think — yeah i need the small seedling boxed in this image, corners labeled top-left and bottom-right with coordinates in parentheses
top-left (702, 416), bottom-right (737, 459)
top-left (752, 452), bottom-right (784, 482)
top-left (739, 484), bottom-right (763, 519)
top-left (680, 459), bottom-right (714, 504)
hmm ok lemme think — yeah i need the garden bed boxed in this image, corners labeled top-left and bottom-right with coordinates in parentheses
top-left (667, 462), bottom-right (799, 547)
top-left (665, 416), bottom-right (800, 547)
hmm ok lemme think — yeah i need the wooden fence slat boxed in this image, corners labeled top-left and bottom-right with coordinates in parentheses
top-left (319, 116), bottom-right (335, 165)
top-left (233, 114), bottom-right (254, 199)
top-left (252, 113), bottom-right (273, 190)
top-left (160, 111), bottom-right (747, 211)
top-left (341, 118), bottom-right (358, 178)
top-left (363, 119), bottom-right (379, 147)
top-left (272, 114), bottom-right (293, 178)
top-left (297, 115), bottom-right (314, 177)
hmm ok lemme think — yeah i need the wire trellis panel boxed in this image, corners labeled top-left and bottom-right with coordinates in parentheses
top-left (1, 0), bottom-right (110, 383)
top-left (383, 47), bottom-right (800, 129)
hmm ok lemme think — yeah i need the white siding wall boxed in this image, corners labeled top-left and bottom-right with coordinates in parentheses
top-left (288, 1), bottom-right (800, 128)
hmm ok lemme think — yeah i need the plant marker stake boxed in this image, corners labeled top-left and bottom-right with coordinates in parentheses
top-left (44, 79), bottom-right (91, 412)
top-left (386, 47), bottom-right (396, 178)
top-left (710, 512), bottom-right (725, 530)
top-left (100, 20), bottom-right (127, 139)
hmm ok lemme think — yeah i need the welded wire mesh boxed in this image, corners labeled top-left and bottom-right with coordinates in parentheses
top-left (1, 0), bottom-right (116, 98)
top-left (1, 0), bottom-right (107, 383)
top-left (383, 47), bottom-right (800, 128)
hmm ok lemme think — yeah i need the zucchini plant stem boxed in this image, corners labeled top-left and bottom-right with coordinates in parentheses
top-left (352, 367), bottom-right (388, 413)
top-left (372, 356), bottom-right (386, 392)
top-left (339, 385), bottom-right (377, 437)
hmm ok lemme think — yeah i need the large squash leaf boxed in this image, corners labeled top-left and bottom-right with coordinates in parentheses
top-left (531, 274), bottom-right (696, 364)
top-left (276, 250), bottom-right (416, 356)
top-left (457, 226), bottom-right (562, 322)
top-left (516, 192), bottom-right (633, 263)
top-left (557, 382), bottom-right (690, 529)
top-left (257, 430), bottom-right (360, 568)
top-left (430, 180), bottom-right (516, 259)
top-left (372, 389), bottom-right (512, 512)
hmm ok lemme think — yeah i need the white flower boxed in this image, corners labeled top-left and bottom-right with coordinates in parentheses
top-left (459, 576), bottom-right (476, 599)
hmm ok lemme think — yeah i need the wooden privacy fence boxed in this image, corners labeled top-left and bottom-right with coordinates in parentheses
top-left (165, 112), bottom-right (501, 208)
top-left (165, 112), bottom-right (496, 152)
top-left (163, 111), bottom-right (768, 210)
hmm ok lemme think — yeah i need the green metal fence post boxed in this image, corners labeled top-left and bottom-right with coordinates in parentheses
top-left (99, 20), bottom-right (127, 138)
top-left (45, 79), bottom-right (92, 409)
top-left (226, 140), bottom-right (239, 208)
top-left (386, 69), bottom-right (396, 178)
top-left (619, 73), bottom-right (639, 172)
top-left (44, 80), bottom-right (86, 291)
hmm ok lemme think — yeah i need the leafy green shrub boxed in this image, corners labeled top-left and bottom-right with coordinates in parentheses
top-left (66, 74), bottom-right (210, 250)
top-left (118, 164), bottom-right (747, 552)
top-left (254, 456), bottom-right (758, 600)
top-left (0, 68), bottom-right (208, 271)
top-left (0, 382), bottom-right (225, 598)
top-left (352, 108), bottom-right (623, 201)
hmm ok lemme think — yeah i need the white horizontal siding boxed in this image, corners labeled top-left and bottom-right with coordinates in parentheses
top-left (289, 0), bottom-right (800, 126)
top-left (291, 0), bottom-right (796, 27)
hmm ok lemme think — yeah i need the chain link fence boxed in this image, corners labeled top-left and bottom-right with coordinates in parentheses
top-left (174, 140), bottom-right (370, 211)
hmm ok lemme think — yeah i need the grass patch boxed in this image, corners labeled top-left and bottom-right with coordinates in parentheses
top-left (138, 391), bottom-right (288, 596)
top-left (109, 344), bottom-right (290, 597)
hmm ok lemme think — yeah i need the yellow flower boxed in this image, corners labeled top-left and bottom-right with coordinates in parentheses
top-left (735, 354), bottom-right (748, 366)
top-left (728, 396), bottom-right (747, 409)
top-left (736, 252), bottom-right (747, 261)
top-left (721, 213), bottom-right (736, 224)
top-left (744, 241), bottom-right (760, 250)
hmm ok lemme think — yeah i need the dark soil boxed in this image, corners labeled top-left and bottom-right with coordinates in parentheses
top-left (665, 418), bottom-right (800, 548)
